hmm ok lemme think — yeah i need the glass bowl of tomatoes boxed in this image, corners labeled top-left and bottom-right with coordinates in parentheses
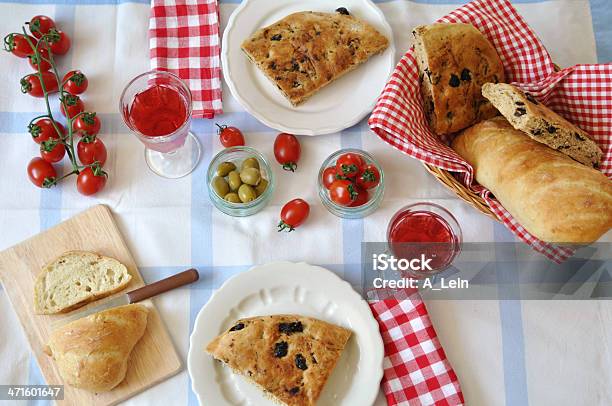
top-left (318, 149), bottom-right (384, 219)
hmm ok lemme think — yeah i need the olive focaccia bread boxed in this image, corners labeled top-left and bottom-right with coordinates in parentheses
top-left (413, 23), bottom-right (505, 135)
top-left (206, 315), bottom-right (352, 406)
top-left (452, 117), bottom-right (612, 243)
top-left (482, 83), bottom-right (603, 167)
top-left (241, 9), bottom-right (389, 106)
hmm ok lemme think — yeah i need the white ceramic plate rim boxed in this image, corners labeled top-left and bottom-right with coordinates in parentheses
top-left (221, 0), bottom-right (396, 135)
top-left (187, 261), bottom-right (384, 406)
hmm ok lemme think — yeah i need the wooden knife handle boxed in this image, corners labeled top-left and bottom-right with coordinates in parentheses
top-left (127, 268), bottom-right (199, 303)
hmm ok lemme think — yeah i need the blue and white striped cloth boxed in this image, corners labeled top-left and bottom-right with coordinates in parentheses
top-left (0, 1), bottom-right (611, 405)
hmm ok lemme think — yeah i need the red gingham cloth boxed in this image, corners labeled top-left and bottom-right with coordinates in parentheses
top-left (370, 294), bottom-right (464, 406)
top-left (149, 0), bottom-right (223, 118)
top-left (368, 0), bottom-right (612, 263)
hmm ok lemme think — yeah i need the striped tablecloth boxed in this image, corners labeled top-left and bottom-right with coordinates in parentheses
top-left (0, 1), bottom-right (611, 405)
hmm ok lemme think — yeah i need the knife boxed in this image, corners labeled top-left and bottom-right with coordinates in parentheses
top-left (52, 268), bottom-right (199, 328)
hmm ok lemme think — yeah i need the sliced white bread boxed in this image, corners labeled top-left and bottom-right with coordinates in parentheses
top-left (34, 251), bottom-right (132, 314)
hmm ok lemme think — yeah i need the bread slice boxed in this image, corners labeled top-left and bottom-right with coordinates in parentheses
top-left (241, 9), bottom-right (389, 106)
top-left (206, 315), bottom-right (352, 406)
top-left (45, 303), bottom-right (149, 392)
top-left (482, 82), bottom-right (603, 167)
top-left (413, 23), bottom-right (505, 135)
top-left (34, 251), bottom-right (132, 314)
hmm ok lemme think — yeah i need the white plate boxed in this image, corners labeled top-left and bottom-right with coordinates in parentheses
top-left (188, 262), bottom-right (384, 406)
top-left (221, 0), bottom-right (395, 135)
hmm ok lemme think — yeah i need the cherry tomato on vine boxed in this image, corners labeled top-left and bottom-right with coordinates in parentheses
top-left (274, 133), bottom-right (300, 171)
top-left (77, 138), bottom-right (107, 166)
top-left (322, 166), bottom-right (339, 190)
top-left (40, 139), bottom-right (65, 163)
top-left (335, 153), bottom-right (365, 178)
top-left (329, 179), bottom-right (358, 206)
top-left (73, 112), bottom-right (101, 136)
top-left (29, 118), bottom-right (64, 144)
top-left (21, 71), bottom-right (58, 97)
top-left (349, 187), bottom-right (369, 207)
top-left (356, 164), bottom-right (380, 190)
top-left (60, 94), bottom-right (84, 119)
top-left (28, 15), bottom-right (56, 39)
top-left (216, 124), bottom-right (244, 147)
top-left (62, 70), bottom-right (88, 94)
top-left (77, 165), bottom-right (107, 196)
top-left (3, 33), bottom-right (35, 58)
top-left (27, 157), bottom-right (56, 188)
top-left (47, 28), bottom-right (70, 55)
top-left (28, 48), bottom-right (51, 71)
top-left (278, 198), bottom-right (310, 232)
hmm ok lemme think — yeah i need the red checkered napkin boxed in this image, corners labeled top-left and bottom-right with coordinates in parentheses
top-left (368, 0), bottom-right (612, 263)
top-left (370, 294), bottom-right (464, 406)
top-left (149, 0), bottom-right (223, 118)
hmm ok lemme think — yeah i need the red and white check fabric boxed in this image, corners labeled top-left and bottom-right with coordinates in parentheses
top-left (149, 0), bottom-right (222, 118)
top-left (370, 294), bottom-right (464, 406)
top-left (368, 0), bottom-right (612, 263)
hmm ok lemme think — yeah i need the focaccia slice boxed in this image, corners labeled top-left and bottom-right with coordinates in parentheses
top-left (241, 10), bottom-right (389, 106)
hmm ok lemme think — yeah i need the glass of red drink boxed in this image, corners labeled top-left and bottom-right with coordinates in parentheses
top-left (119, 70), bottom-right (201, 178)
top-left (387, 202), bottom-right (462, 277)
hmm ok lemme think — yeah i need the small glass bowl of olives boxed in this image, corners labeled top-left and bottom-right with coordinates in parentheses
top-left (207, 146), bottom-right (275, 217)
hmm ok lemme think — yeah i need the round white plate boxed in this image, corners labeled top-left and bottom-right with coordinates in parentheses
top-left (188, 262), bottom-right (384, 406)
top-left (221, 0), bottom-right (395, 135)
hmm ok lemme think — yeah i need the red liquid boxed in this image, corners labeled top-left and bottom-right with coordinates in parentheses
top-left (388, 210), bottom-right (458, 271)
top-left (128, 85), bottom-right (187, 137)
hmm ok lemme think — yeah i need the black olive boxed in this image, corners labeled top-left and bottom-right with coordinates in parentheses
top-left (279, 321), bottom-right (304, 334)
top-left (271, 34), bottom-right (282, 41)
top-left (525, 93), bottom-right (539, 105)
top-left (274, 341), bottom-right (288, 358)
top-left (229, 323), bottom-right (245, 332)
top-left (289, 387), bottom-right (300, 395)
top-left (515, 101), bottom-right (525, 106)
top-left (547, 126), bottom-right (557, 133)
top-left (514, 108), bottom-right (526, 117)
top-left (460, 68), bottom-right (471, 81)
top-left (295, 354), bottom-right (308, 370)
top-left (336, 7), bottom-right (350, 15)
top-left (448, 74), bottom-right (460, 87)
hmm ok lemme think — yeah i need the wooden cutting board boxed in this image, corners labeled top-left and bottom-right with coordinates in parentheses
top-left (0, 205), bottom-right (182, 406)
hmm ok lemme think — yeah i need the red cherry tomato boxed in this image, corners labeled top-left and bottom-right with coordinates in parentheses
top-left (73, 112), bottom-right (101, 136)
top-left (3, 33), bottom-right (35, 58)
top-left (27, 157), bottom-right (56, 188)
top-left (356, 164), bottom-right (380, 190)
top-left (216, 124), bottom-right (245, 147)
top-left (329, 179), bottom-right (358, 206)
top-left (322, 166), bottom-right (338, 189)
top-left (335, 152), bottom-right (365, 178)
top-left (40, 139), bottom-right (65, 163)
top-left (349, 187), bottom-right (369, 207)
top-left (48, 28), bottom-right (70, 55)
top-left (29, 119), bottom-right (64, 144)
top-left (62, 70), bottom-right (88, 95)
top-left (274, 133), bottom-right (301, 171)
top-left (21, 71), bottom-right (58, 97)
top-left (278, 198), bottom-right (310, 232)
top-left (28, 15), bottom-right (56, 39)
top-left (77, 166), bottom-right (107, 196)
top-left (60, 94), bottom-right (84, 119)
top-left (77, 138), bottom-right (107, 166)
top-left (28, 48), bottom-right (51, 71)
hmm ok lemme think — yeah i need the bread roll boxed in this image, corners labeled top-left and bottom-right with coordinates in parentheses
top-left (452, 117), bottom-right (612, 243)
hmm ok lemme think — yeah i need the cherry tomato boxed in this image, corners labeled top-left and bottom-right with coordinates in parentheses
top-left (329, 179), bottom-right (358, 206)
top-left (47, 28), bottom-right (70, 55)
top-left (77, 166), bottom-right (107, 196)
top-left (335, 152), bottom-right (365, 178)
top-left (28, 48), bottom-right (51, 71)
top-left (322, 166), bottom-right (339, 189)
top-left (349, 187), bottom-right (369, 207)
top-left (3, 33), bottom-right (35, 58)
top-left (274, 133), bottom-right (301, 171)
top-left (278, 198), bottom-right (310, 232)
top-left (217, 124), bottom-right (244, 147)
top-left (73, 112), bottom-right (101, 136)
top-left (40, 139), bottom-right (65, 163)
top-left (356, 164), bottom-right (380, 190)
top-left (28, 15), bottom-right (56, 39)
top-left (21, 71), bottom-right (58, 97)
top-left (29, 119), bottom-right (64, 144)
top-left (27, 157), bottom-right (56, 188)
top-left (78, 138), bottom-right (107, 166)
top-left (62, 70), bottom-right (88, 95)
top-left (60, 94), bottom-right (84, 119)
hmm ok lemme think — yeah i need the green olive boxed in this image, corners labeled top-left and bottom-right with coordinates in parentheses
top-left (216, 161), bottom-right (236, 177)
top-left (255, 178), bottom-right (269, 196)
top-left (240, 167), bottom-right (261, 186)
top-left (224, 192), bottom-right (242, 203)
top-left (211, 176), bottom-right (229, 197)
top-left (228, 170), bottom-right (242, 191)
top-left (238, 184), bottom-right (257, 203)
top-left (241, 157), bottom-right (260, 171)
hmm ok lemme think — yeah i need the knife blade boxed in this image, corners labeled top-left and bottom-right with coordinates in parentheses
top-left (51, 268), bottom-right (199, 329)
